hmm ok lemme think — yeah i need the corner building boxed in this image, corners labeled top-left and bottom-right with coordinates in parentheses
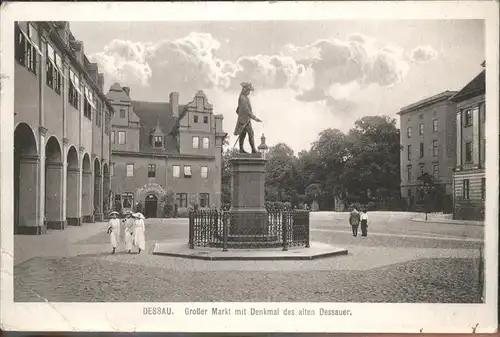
top-left (107, 84), bottom-right (226, 217)
top-left (398, 91), bottom-right (457, 208)
top-left (14, 22), bottom-right (114, 234)
top-left (450, 66), bottom-right (486, 220)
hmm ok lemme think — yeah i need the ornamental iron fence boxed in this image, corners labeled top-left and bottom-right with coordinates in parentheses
top-left (188, 209), bottom-right (310, 251)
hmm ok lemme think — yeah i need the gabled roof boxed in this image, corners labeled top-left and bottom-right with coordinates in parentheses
top-left (449, 70), bottom-right (485, 103)
top-left (130, 100), bottom-right (187, 153)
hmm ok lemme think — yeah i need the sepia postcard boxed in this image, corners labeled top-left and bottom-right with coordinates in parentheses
top-left (0, 1), bottom-right (498, 333)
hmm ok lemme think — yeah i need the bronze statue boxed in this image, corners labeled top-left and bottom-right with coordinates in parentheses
top-left (233, 82), bottom-right (262, 154)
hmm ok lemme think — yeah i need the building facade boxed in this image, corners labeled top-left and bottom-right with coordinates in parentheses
top-left (398, 91), bottom-right (457, 207)
top-left (450, 67), bottom-right (486, 220)
top-left (107, 84), bottom-right (226, 218)
top-left (14, 21), bottom-right (114, 235)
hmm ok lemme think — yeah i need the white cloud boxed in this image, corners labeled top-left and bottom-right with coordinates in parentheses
top-left (409, 45), bottom-right (438, 63)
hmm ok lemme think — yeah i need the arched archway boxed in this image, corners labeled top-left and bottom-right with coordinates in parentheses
top-left (45, 136), bottom-right (64, 229)
top-left (14, 123), bottom-right (40, 234)
top-left (82, 153), bottom-right (92, 223)
top-left (66, 146), bottom-right (80, 226)
top-left (102, 163), bottom-right (110, 214)
top-left (144, 194), bottom-right (158, 218)
top-left (93, 158), bottom-right (103, 221)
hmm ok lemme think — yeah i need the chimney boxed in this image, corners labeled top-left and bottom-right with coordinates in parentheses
top-left (170, 92), bottom-right (179, 118)
top-left (88, 62), bottom-right (99, 84)
top-left (70, 39), bottom-right (84, 64)
top-left (97, 73), bottom-right (105, 91)
top-left (123, 87), bottom-right (131, 97)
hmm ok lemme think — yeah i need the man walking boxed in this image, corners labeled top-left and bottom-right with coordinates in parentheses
top-left (234, 82), bottom-right (262, 154)
top-left (349, 206), bottom-right (361, 237)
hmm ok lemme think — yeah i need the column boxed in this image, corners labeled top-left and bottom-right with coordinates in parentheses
top-left (38, 127), bottom-right (47, 230)
top-left (45, 162), bottom-right (65, 229)
top-left (94, 171), bottom-right (103, 221)
top-left (456, 111), bottom-right (462, 169)
top-left (62, 140), bottom-right (69, 226)
top-left (78, 148), bottom-right (84, 224)
top-left (17, 154), bottom-right (44, 234)
top-left (472, 106), bottom-right (480, 167)
top-left (82, 170), bottom-right (92, 223)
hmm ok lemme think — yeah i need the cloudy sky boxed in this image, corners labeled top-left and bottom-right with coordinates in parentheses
top-left (69, 20), bottom-right (484, 152)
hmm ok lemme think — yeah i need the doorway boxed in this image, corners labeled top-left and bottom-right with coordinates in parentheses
top-left (144, 194), bottom-right (158, 218)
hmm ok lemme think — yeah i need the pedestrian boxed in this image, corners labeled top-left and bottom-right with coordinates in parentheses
top-left (132, 212), bottom-right (146, 254)
top-left (123, 210), bottom-right (134, 253)
top-left (107, 211), bottom-right (121, 254)
top-left (349, 206), bottom-right (360, 237)
top-left (360, 209), bottom-right (369, 237)
top-left (173, 204), bottom-right (179, 218)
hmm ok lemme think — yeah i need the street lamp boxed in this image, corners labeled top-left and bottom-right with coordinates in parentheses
top-left (257, 133), bottom-right (269, 159)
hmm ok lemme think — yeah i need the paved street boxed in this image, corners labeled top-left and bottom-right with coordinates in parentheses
top-left (14, 212), bottom-right (484, 303)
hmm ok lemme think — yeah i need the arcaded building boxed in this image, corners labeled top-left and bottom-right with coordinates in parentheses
top-left (450, 65), bottom-right (486, 220)
top-left (107, 84), bottom-right (226, 218)
top-left (398, 91), bottom-right (457, 207)
top-left (14, 21), bottom-right (114, 234)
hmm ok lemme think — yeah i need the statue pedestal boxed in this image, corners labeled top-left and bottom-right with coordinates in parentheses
top-left (229, 153), bottom-right (270, 241)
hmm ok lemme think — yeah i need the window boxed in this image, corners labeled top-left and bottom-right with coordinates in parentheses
top-left (148, 164), bottom-right (156, 178)
top-left (419, 142), bottom-right (424, 158)
top-left (432, 140), bottom-right (438, 156)
top-left (83, 86), bottom-right (95, 120)
top-left (120, 109), bottom-right (125, 118)
top-left (481, 104), bottom-right (486, 122)
top-left (111, 131), bottom-right (115, 144)
top-left (202, 137), bottom-right (209, 149)
top-left (203, 116), bottom-right (209, 124)
top-left (432, 119), bottom-right (438, 132)
top-left (419, 164), bottom-right (425, 177)
top-left (68, 69), bottom-right (81, 109)
top-left (407, 127), bottom-right (412, 138)
top-left (407, 165), bottom-right (412, 182)
top-left (193, 115), bottom-right (198, 123)
top-left (176, 193), bottom-right (188, 208)
top-left (118, 131), bottom-right (126, 145)
top-left (407, 145), bottom-right (412, 161)
top-left (110, 163), bottom-right (114, 177)
top-left (201, 166), bottom-right (208, 179)
top-left (45, 42), bottom-right (63, 94)
top-left (172, 165), bottom-right (180, 178)
top-left (419, 123), bottom-right (424, 135)
top-left (464, 109), bottom-right (472, 126)
top-left (199, 193), bottom-right (210, 208)
top-left (15, 23), bottom-right (41, 74)
top-left (192, 136), bottom-right (199, 149)
top-left (184, 165), bottom-right (192, 178)
top-left (432, 163), bottom-right (439, 179)
top-left (154, 136), bottom-right (163, 148)
top-left (462, 179), bottom-right (470, 199)
top-left (481, 178), bottom-right (486, 200)
top-left (126, 164), bottom-right (134, 177)
top-left (122, 192), bottom-right (134, 209)
top-left (465, 142), bottom-right (473, 163)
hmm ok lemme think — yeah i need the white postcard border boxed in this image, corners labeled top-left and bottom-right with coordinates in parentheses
top-left (0, 1), bottom-right (498, 333)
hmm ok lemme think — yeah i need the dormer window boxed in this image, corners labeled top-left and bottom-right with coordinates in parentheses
top-left (154, 136), bottom-right (163, 148)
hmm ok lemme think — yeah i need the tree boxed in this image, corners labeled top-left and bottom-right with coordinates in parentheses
top-left (221, 147), bottom-right (238, 209)
top-left (265, 143), bottom-right (298, 204)
top-left (345, 115), bottom-right (401, 201)
top-left (308, 128), bottom-right (351, 209)
top-left (417, 172), bottom-right (445, 219)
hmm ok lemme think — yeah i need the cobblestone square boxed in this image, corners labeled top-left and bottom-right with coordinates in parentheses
top-left (13, 212), bottom-right (484, 303)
